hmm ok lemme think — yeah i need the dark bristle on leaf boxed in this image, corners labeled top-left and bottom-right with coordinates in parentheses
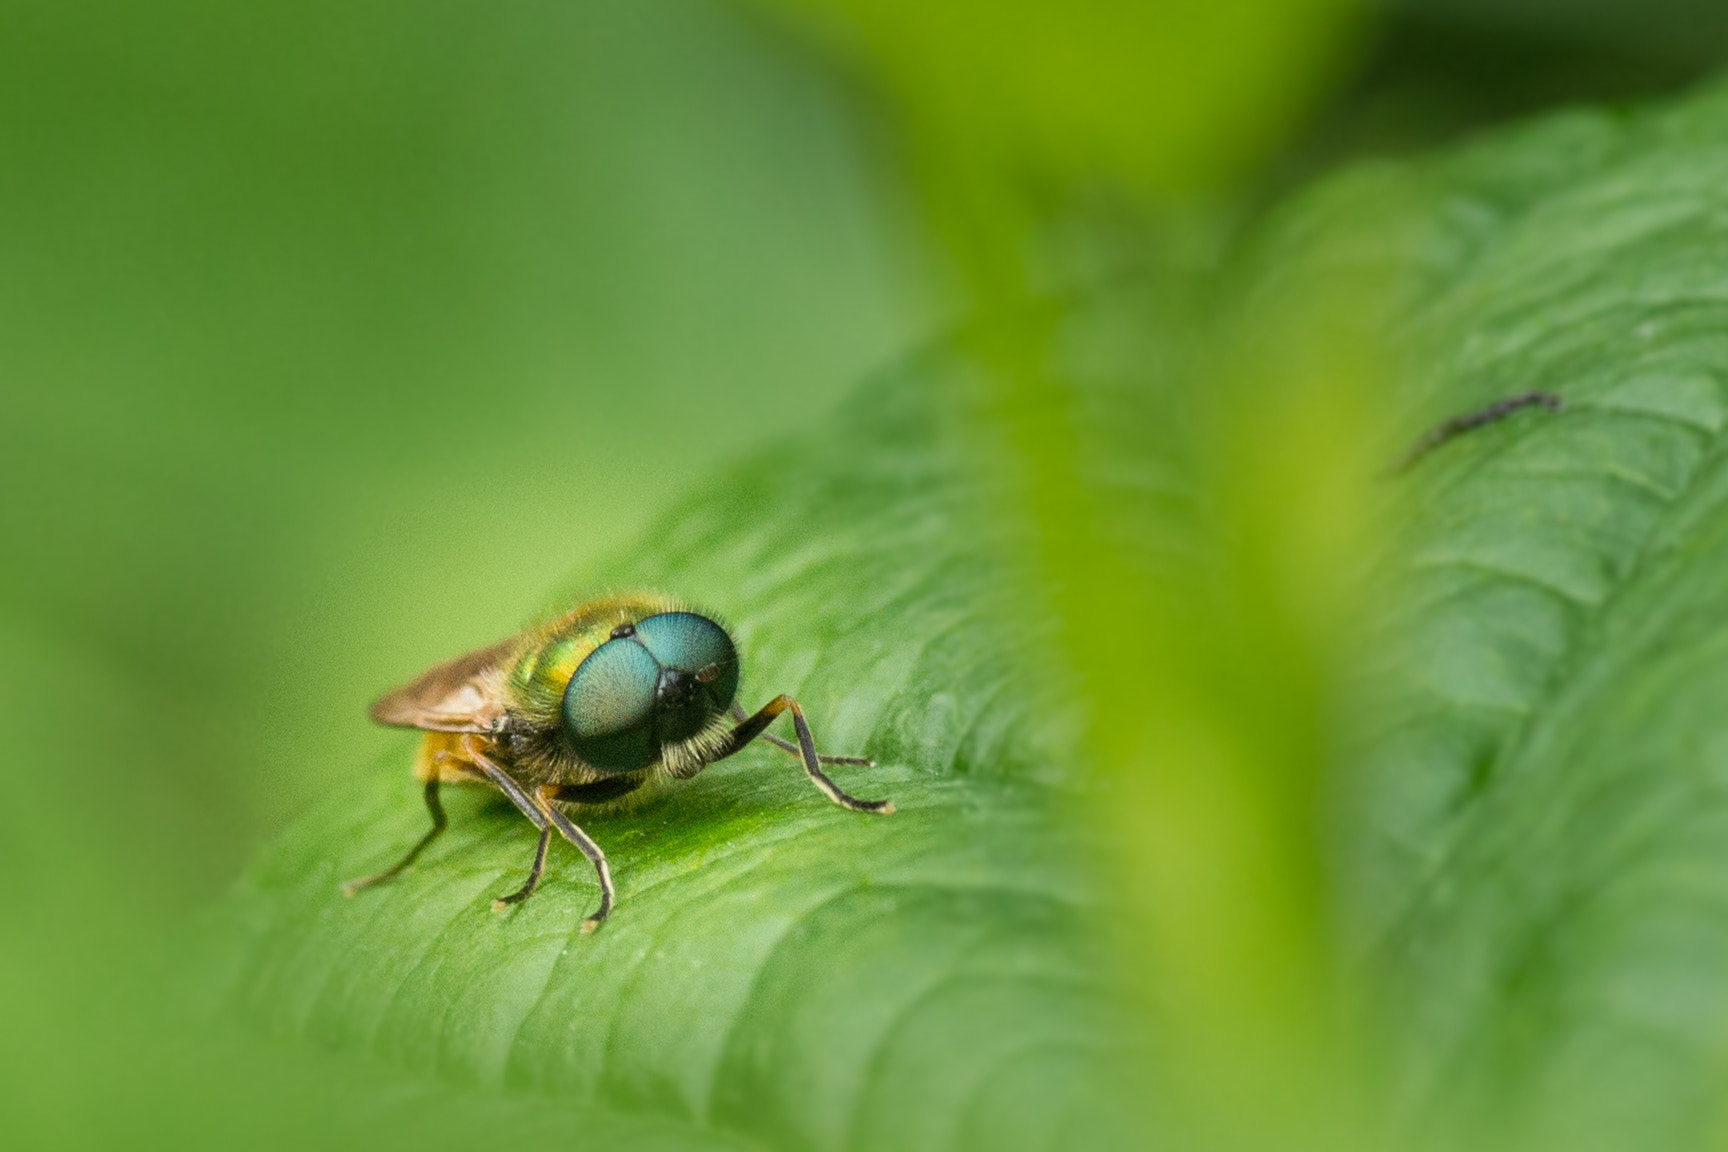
top-left (1386, 390), bottom-right (1565, 477)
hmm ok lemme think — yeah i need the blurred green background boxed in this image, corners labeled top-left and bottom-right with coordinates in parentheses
top-left (5, 0), bottom-right (1728, 1148)
top-left (0, 0), bottom-right (932, 894)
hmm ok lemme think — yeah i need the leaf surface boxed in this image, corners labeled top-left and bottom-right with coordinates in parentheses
top-left (1324, 81), bottom-right (1728, 1148)
top-left (196, 375), bottom-right (1134, 1152)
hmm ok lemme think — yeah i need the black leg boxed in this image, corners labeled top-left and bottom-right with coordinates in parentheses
top-left (545, 776), bottom-right (645, 805)
top-left (1388, 390), bottom-right (1564, 476)
top-left (343, 776), bottom-right (447, 896)
top-left (715, 695), bottom-right (894, 815)
top-left (463, 739), bottom-right (549, 832)
top-left (468, 741), bottom-right (608, 929)
top-left (344, 741), bottom-right (608, 924)
top-left (491, 826), bottom-right (551, 912)
top-left (729, 702), bottom-right (874, 767)
top-left (533, 786), bottom-right (614, 932)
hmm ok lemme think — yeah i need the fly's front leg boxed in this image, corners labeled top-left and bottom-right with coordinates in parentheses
top-left (729, 702), bottom-right (874, 767)
top-left (716, 696), bottom-right (893, 814)
top-left (463, 738), bottom-right (545, 823)
top-left (342, 776), bottom-right (447, 896)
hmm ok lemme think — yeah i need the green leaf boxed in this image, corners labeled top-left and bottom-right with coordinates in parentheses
top-left (194, 72), bottom-right (1728, 1152)
top-left (1313, 81), bottom-right (1728, 1147)
top-left (192, 376), bottom-right (1135, 1151)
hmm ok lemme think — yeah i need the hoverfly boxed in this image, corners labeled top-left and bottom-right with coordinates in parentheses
top-left (344, 592), bottom-right (893, 930)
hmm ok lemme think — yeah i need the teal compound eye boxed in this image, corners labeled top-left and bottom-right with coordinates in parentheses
top-left (633, 612), bottom-right (739, 741)
top-left (562, 634), bottom-right (661, 772)
top-left (561, 613), bottom-right (740, 772)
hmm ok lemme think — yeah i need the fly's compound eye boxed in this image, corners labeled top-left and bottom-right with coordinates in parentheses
top-left (562, 635), bottom-right (661, 771)
top-left (561, 612), bottom-right (740, 772)
top-left (633, 612), bottom-right (739, 738)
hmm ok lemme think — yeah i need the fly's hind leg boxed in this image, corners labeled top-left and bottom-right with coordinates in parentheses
top-left (343, 777), bottom-right (448, 896)
top-left (717, 696), bottom-right (893, 814)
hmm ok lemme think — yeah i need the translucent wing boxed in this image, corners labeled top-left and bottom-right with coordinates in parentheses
top-left (368, 637), bottom-right (516, 733)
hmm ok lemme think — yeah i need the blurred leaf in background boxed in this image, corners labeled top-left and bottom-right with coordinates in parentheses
top-left (1283, 0), bottom-right (1728, 187)
top-left (734, 2), bottom-right (1383, 1149)
top-left (743, 0), bottom-right (1364, 196)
